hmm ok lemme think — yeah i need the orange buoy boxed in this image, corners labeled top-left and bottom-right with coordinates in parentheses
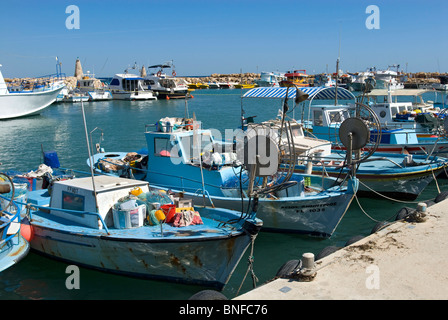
top-left (20, 217), bottom-right (34, 242)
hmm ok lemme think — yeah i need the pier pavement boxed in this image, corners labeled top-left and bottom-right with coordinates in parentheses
top-left (234, 199), bottom-right (448, 300)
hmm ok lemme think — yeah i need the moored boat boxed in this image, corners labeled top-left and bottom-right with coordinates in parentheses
top-left (144, 62), bottom-right (191, 99)
top-left (0, 64), bottom-right (66, 120)
top-left (89, 113), bottom-right (359, 237)
top-left (0, 173), bottom-right (30, 272)
top-left (243, 86), bottom-right (448, 200)
top-left (4, 172), bottom-right (261, 289)
top-left (109, 73), bottom-right (157, 100)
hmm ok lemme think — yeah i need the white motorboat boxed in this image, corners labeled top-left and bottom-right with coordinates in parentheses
top-left (0, 64), bottom-right (66, 119)
top-left (109, 73), bottom-right (157, 100)
top-left (254, 71), bottom-right (285, 87)
top-left (144, 62), bottom-right (190, 99)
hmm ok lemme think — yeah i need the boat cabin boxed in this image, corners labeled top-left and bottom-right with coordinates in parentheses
top-left (307, 104), bottom-right (419, 145)
top-left (108, 73), bottom-right (156, 100)
top-left (143, 118), bottom-right (241, 196)
top-left (245, 118), bottom-right (331, 157)
top-left (48, 176), bottom-right (150, 229)
top-left (359, 89), bottom-right (440, 132)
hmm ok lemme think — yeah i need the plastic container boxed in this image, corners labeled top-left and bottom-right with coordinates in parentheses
top-left (112, 204), bottom-right (146, 229)
top-left (161, 204), bottom-right (176, 223)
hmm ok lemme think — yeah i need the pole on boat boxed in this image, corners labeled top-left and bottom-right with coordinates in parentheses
top-left (192, 112), bottom-right (207, 206)
top-left (81, 100), bottom-right (100, 214)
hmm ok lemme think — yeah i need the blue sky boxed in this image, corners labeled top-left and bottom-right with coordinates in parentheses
top-left (1, 0), bottom-right (447, 78)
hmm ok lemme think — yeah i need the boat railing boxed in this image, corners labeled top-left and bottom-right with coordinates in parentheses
top-left (0, 202), bottom-right (22, 245)
top-left (7, 72), bottom-right (66, 93)
top-left (0, 194), bottom-right (110, 234)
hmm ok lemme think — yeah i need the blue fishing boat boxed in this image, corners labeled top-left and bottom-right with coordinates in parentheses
top-left (0, 174), bottom-right (30, 272)
top-left (243, 86), bottom-right (448, 200)
top-left (90, 112), bottom-right (359, 237)
top-left (244, 86), bottom-right (448, 156)
top-left (292, 151), bottom-right (447, 201)
top-left (242, 117), bottom-right (448, 201)
top-left (4, 173), bottom-right (261, 289)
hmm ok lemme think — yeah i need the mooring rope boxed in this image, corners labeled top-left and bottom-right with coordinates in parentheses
top-left (235, 235), bottom-right (258, 297)
top-left (358, 179), bottom-right (438, 204)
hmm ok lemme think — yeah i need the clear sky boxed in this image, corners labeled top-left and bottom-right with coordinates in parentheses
top-left (1, 0), bottom-right (447, 78)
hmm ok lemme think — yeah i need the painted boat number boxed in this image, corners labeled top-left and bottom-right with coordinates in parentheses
top-left (280, 202), bottom-right (337, 213)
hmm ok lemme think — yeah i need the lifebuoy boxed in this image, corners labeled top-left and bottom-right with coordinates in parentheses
top-left (172, 71), bottom-right (176, 77)
top-left (157, 71), bottom-right (162, 77)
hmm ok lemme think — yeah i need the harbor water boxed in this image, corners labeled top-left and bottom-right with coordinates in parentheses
top-left (0, 89), bottom-right (446, 300)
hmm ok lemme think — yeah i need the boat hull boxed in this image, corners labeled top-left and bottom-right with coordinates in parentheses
top-left (294, 166), bottom-right (443, 200)
top-left (0, 85), bottom-right (65, 119)
top-left (112, 92), bottom-right (157, 100)
top-left (27, 209), bottom-right (259, 289)
top-left (154, 90), bottom-right (191, 100)
top-left (187, 192), bottom-right (355, 237)
top-left (0, 233), bottom-right (30, 272)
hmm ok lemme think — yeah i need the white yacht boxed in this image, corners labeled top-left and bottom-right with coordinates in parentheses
top-left (144, 63), bottom-right (190, 99)
top-left (109, 73), bottom-right (157, 100)
top-left (0, 64), bottom-right (66, 119)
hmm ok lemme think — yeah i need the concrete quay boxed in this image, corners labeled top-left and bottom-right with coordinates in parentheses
top-left (234, 199), bottom-right (448, 300)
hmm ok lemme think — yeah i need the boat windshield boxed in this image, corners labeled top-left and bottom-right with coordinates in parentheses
top-left (180, 133), bottom-right (214, 161)
top-left (160, 79), bottom-right (176, 88)
top-left (328, 110), bottom-right (348, 124)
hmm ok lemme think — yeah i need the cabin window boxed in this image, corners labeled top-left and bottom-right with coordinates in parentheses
top-left (313, 110), bottom-right (323, 126)
top-left (62, 191), bottom-right (85, 213)
top-left (391, 107), bottom-right (398, 117)
top-left (180, 134), bottom-right (214, 160)
top-left (328, 111), bottom-right (343, 124)
top-left (154, 138), bottom-right (179, 157)
top-left (110, 78), bottom-right (119, 86)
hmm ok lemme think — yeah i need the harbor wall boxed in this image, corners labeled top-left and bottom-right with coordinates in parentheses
top-left (234, 198), bottom-right (448, 300)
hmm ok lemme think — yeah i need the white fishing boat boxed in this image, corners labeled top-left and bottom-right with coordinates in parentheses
top-left (109, 73), bottom-right (157, 100)
top-left (254, 71), bottom-right (285, 87)
top-left (374, 66), bottom-right (404, 90)
top-left (432, 76), bottom-right (448, 91)
top-left (347, 69), bottom-right (375, 92)
top-left (0, 64), bottom-right (66, 120)
top-left (77, 73), bottom-right (113, 101)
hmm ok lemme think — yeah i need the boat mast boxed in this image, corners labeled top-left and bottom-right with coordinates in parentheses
top-left (81, 100), bottom-right (100, 215)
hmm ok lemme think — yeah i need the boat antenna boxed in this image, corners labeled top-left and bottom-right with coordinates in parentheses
top-left (335, 22), bottom-right (342, 106)
top-left (240, 68), bottom-right (245, 129)
top-left (81, 99), bottom-right (100, 213)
